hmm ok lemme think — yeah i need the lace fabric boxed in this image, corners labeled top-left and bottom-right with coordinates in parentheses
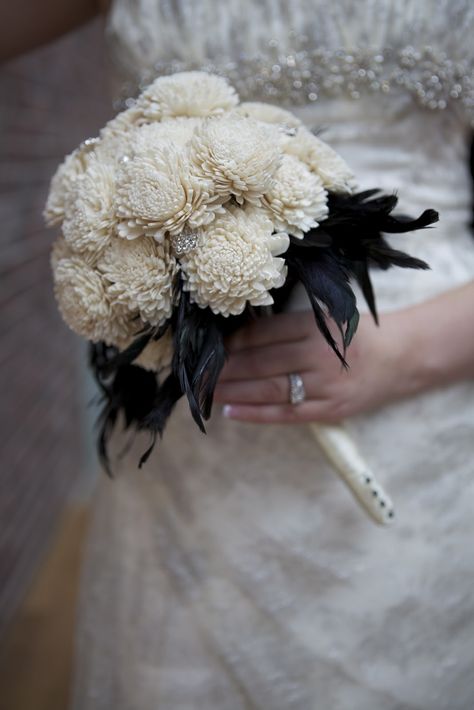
top-left (72, 2), bottom-right (474, 708)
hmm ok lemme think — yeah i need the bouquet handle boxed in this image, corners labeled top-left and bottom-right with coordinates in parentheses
top-left (309, 423), bottom-right (395, 525)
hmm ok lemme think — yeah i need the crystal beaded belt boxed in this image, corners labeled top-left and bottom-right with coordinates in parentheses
top-left (117, 43), bottom-right (474, 127)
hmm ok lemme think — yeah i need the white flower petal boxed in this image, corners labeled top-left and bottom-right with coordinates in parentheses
top-left (267, 231), bottom-right (290, 256)
top-left (284, 127), bottom-right (357, 194)
top-left (190, 116), bottom-right (280, 205)
top-left (138, 71), bottom-right (239, 120)
top-left (53, 254), bottom-right (132, 345)
top-left (180, 207), bottom-right (287, 317)
top-left (115, 142), bottom-right (223, 241)
top-left (98, 237), bottom-right (177, 327)
top-left (132, 118), bottom-right (204, 152)
top-left (100, 104), bottom-right (148, 138)
top-left (233, 102), bottom-right (302, 129)
top-left (262, 154), bottom-right (328, 238)
top-left (44, 148), bottom-right (90, 225)
top-left (61, 155), bottom-right (115, 256)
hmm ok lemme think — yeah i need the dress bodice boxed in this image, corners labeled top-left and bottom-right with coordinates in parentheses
top-left (107, 0), bottom-right (474, 127)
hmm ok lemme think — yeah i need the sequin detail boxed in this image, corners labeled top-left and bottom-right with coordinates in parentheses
top-left (115, 43), bottom-right (474, 125)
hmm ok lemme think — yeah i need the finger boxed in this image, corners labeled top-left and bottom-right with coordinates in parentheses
top-left (226, 311), bottom-right (312, 352)
top-left (221, 401), bottom-right (340, 424)
top-left (215, 372), bottom-right (326, 405)
top-left (220, 341), bottom-right (315, 382)
top-left (215, 375), bottom-right (291, 404)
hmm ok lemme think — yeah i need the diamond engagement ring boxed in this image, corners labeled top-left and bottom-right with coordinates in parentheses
top-left (288, 373), bottom-right (306, 405)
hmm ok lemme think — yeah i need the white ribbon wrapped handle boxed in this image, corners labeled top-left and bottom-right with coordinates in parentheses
top-left (309, 423), bottom-right (395, 525)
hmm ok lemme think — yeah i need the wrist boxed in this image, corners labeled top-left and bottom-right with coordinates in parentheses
top-left (380, 304), bottom-right (452, 398)
top-left (373, 308), bottom-right (437, 400)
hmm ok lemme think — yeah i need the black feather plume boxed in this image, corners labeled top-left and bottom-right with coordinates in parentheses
top-left (171, 278), bottom-right (226, 431)
top-left (89, 342), bottom-right (160, 475)
top-left (285, 249), bottom-right (358, 364)
top-left (137, 373), bottom-right (183, 468)
top-left (282, 189), bottom-right (438, 354)
top-left (89, 187), bottom-right (438, 473)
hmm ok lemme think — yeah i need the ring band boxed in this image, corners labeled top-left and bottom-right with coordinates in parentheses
top-left (288, 373), bottom-right (306, 405)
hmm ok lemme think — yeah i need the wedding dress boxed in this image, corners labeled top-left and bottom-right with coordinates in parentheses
top-left (72, 2), bottom-right (474, 708)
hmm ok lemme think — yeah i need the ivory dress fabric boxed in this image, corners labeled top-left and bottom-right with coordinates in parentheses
top-left (72, 2), bottom-right (474, 708)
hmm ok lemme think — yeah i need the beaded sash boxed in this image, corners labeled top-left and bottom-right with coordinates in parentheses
top-left (114, 43), bottom-right (474, 126)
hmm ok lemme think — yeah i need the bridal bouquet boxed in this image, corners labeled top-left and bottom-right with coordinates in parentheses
top-left (45, 72), bottom-right (437, 524)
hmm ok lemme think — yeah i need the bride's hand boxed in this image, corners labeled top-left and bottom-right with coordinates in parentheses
top-left (216, 280), bottom-right (474, 424)
top-left (214, 309), bottom-right (422, 424)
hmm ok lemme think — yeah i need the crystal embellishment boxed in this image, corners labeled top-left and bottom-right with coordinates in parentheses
top-left (171, 230), bottom-right (198, 257)
top-left (117, 42), bottom-right (474, 126)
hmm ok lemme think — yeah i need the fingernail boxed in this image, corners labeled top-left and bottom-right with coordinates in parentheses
top-left (222, 404), bottom-right (234, 418)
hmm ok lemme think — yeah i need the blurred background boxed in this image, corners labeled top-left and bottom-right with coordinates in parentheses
top-left (0, 17), bottom-right (110, 709)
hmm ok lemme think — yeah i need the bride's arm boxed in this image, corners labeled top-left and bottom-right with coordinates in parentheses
top-left (215, 280), bottom-right (474, 423)
top-left (0, 0), bottom-right (110, 62)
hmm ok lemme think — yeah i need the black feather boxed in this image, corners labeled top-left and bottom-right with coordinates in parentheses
top-left (89, 342), bottom-right (160, 475)
top-left (137, 373), bottom-right (183, 467)
top-left (366, 237), bottom-right (430, 271)
top-left (351, 260), bottom-right (378, 323)
top-left (285, 250), bottom-right (357, 364)
top-left (289, 189), bottom-right (437, 328)
top-left (171, 280), bottom-right (226, 431)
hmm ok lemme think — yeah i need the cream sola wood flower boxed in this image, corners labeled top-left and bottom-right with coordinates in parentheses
top-left (61, 155), bottom-right (116, 257)
top-left (130, 119), bottom-right (204, 151)
top-left (97, 70), bottom-right (237, 138)
top-left (53, 252), bottom-right (133, 346)
top-left (189, 115), bottom-right (281, 205)
top-left (99, 117), bottom-right (205, 164)
top-left (233, 101), bottom-right (302, 129)
top-left (283, 126), bottom-right (357, 194)
top-left (99, 103), bottom-right (148, 139)
top-left (180, 207), bottom-right (289, 317)
top-left (136, 71), bottom-right (239, 121)
top-left (115, 138), bottom-right (224, 242)
top-left (44, 143), bottom-right (92, 226)
top-left (97, 237), bottom-right (177, 328)
top-left (262, 154), bottom-right (329, 238)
